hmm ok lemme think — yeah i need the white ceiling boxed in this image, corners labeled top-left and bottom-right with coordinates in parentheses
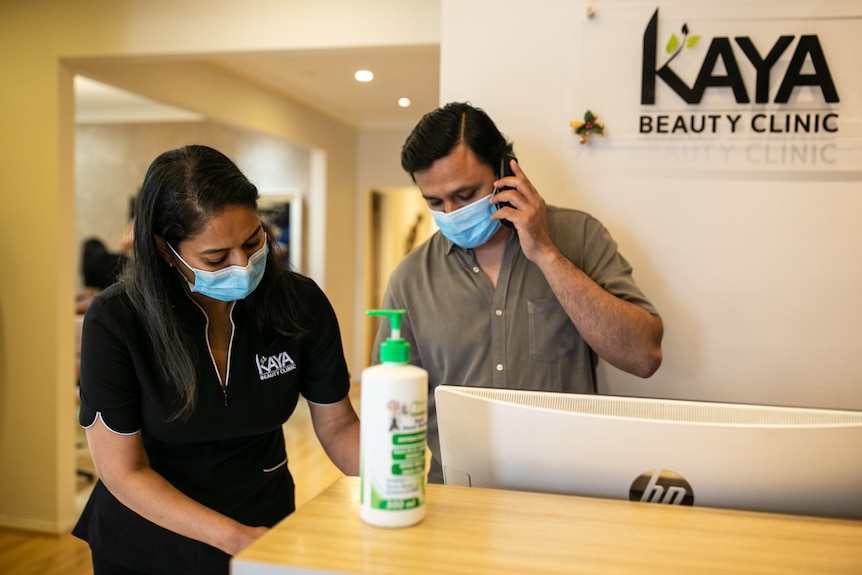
top-left (75, 45), bottom-right (440, 130)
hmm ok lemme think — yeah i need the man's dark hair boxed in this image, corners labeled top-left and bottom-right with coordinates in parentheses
top-left (401, 102), bottom-right (514, 181)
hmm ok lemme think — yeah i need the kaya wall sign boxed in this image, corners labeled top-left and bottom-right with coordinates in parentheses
top-left (570, 1), bottom-right (860, 175)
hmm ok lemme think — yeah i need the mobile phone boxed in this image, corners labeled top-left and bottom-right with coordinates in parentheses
top-left (493, 154), bottom-right (516, 228)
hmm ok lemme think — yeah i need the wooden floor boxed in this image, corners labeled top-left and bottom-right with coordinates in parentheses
top-left (0, 385), bottom-right (359, 575)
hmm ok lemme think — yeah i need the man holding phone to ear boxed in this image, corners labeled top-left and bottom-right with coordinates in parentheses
top-left (372, 101), bottom-right (664, 484)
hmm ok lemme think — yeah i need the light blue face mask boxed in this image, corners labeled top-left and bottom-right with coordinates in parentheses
top-left (168, 241), bottom-right (268, 302)
top-left (430, 194), bottom-right (501, 249)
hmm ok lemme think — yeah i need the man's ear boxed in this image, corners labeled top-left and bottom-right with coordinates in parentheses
top-left (154, 235), bottom-right (174, 265)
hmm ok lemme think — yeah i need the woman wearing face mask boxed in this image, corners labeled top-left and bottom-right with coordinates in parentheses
top-left (73, 145), bottom-right (360, 575)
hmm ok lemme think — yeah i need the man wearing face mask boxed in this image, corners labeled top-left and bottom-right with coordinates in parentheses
top-left (372, 102), bottom-right (664, 484)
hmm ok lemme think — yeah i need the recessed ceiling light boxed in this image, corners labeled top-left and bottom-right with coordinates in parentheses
top-left (398, 97), bottom-right (412, 108)
top-left (354, 70), bottom-right (374, 82)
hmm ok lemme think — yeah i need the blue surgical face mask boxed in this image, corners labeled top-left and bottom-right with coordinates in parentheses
top-left (430, 194), bottom-right (501, 249)
top-left (168, 241), bottom-right (268, 302)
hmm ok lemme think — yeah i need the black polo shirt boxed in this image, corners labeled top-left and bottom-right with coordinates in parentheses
top-left (73, 276), bottom-right (349, 574)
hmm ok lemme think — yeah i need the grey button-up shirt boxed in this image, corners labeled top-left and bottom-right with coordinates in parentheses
top-left (374, 205), bottom-right (658, 483)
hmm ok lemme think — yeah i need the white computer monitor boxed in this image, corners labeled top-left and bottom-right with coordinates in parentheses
top-left (435, 385), bottom-right (862, 519)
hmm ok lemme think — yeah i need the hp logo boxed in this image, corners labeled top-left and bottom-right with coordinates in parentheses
top-left (629, 469), bottom-right (694, 506)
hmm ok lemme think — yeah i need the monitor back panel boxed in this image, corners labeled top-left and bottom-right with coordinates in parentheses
top-left (435, 386), bottom-right (862, 519)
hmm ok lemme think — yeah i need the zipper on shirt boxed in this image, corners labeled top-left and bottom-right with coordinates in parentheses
top-left (185, 293), bottom-right (237, 407)
top-left (222, 304), bottom-right (237, 399)
top-left (221, 304), bottom-right (237, 417)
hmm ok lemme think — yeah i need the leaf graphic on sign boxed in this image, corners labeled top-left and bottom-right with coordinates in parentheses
top-left (663, 23), bottom-right (698, 67)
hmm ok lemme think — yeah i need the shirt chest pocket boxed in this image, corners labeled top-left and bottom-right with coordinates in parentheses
top-left (527, 297), bottom-right (577, 362)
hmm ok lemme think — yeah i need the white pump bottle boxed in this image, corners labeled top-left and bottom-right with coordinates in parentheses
top-left (360, 309), bottom-right (428, 528)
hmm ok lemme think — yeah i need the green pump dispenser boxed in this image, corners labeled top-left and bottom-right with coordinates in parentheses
top-left (367, 309), bottom-right (409, 364)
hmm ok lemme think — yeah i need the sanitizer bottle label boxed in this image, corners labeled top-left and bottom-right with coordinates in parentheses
top-left (365, 397), bottom-right (427, 511)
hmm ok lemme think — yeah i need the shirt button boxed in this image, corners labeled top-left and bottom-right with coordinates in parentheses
top-left (496, 364), bottom-right (504, 371)
top-left (495, 309), bottom-right (503, 316)
top-left (472, 266), bottom-right (480, 273)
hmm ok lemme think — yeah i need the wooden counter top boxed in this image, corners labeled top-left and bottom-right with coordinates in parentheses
top-left (233, 476), bottom-right (862, 574)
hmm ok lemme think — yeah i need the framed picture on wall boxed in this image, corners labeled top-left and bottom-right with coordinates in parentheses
top-left (258, 192), bottom-right (302, 273)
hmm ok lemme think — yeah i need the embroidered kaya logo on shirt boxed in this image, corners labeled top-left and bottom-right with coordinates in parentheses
top-left (255, 351), bottom-right (297, 380)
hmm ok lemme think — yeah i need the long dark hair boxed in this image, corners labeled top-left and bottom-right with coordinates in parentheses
top-left (400, 101), bottom-right (515, 179)
top-left (124, 145), bottom-right (308, 420)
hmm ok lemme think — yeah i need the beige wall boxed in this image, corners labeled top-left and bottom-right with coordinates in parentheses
top-left (0, 0), bottom-right (440, 532)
